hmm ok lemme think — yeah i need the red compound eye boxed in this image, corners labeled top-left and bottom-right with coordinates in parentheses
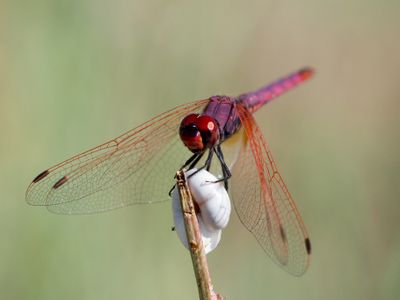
top-left (180, 114), bottom-right (203, 152)
top-left (194, 115), bottom-right (219, 147)
top-left (180, 113), bottom-right (199, 127)
top-left (179, 114), bottom-right (220, 152)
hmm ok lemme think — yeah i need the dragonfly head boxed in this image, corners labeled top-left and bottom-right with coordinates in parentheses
top-left (179, 113), bottom-right (220, 153)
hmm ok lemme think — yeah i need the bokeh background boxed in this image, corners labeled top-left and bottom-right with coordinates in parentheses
top-left (1, 0), bottom-right (399, 299)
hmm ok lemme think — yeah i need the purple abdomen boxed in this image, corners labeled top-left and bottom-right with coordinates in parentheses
top-left (237, 68), bottom-right (313, 113)
top-left (202, 68), bottom-right (314, 142)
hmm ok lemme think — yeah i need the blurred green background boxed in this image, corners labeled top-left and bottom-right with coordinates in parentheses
top-left (1, 0), bottom-right (399, 299)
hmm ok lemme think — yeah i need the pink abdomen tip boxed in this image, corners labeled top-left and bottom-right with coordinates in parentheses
top-left (298, 67), bottom-right (314, 81)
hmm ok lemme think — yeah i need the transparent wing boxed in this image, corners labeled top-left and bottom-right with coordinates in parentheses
top-left (231, 104), bottom-right (311, 276)
top-left (26, 99), bottom-right (209, 214)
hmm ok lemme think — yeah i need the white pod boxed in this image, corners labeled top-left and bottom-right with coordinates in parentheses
top-left (171, 169), bottom-right (231, 254)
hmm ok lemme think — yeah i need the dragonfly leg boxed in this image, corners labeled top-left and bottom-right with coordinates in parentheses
top-left (212, 144), bottom-right (232, 190)
top-left (179, 152), bottom-right (203, 171)
top-left (188, 151), bottom-right (206, 170)
top-left (187, 149), bottom-right (214, 178)
top-left (168, 152), bottom-right (205, 197)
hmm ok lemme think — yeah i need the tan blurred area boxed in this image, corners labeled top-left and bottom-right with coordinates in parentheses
top-left (0, 0), bottom-right (399, 299)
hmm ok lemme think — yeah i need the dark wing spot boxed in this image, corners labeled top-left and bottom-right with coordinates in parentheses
top-left (279, 225), bottom-right (287, 243)
top-left (32, 170), bottom-right (50, 183)
top-left (305, 238), bottom-right (312, 255)
top-left (53, 176), bottom-right (68, 189)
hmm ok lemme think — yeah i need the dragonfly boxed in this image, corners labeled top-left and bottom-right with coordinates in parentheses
top-left (26, 67), bottom-right (313, 276)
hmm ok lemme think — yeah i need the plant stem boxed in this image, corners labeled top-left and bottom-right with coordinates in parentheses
top-left (175, 170), bottom-right (223, 300)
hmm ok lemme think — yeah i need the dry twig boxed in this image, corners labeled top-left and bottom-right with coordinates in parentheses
top-left (175, 170), bottom-right (223, 300)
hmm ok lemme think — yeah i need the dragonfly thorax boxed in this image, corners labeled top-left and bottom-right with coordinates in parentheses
top-left (179, 113), bottom-right (220, 153)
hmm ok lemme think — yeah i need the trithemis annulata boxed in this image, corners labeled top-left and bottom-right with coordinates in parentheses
top-left (26, 68), bottom-right (314, 275)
